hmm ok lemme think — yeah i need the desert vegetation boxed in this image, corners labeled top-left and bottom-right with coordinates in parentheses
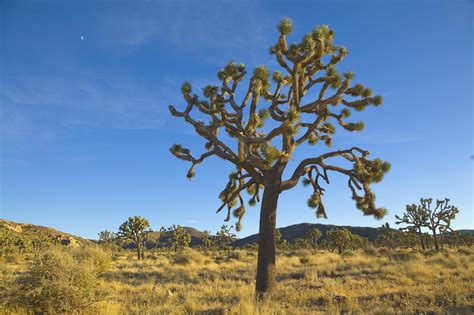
top-left (1, 217), bottom-right (473, 314)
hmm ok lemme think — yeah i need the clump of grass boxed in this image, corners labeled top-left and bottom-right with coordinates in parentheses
top-left (377, 247), bottom-right (391, 256)
top-left (172, 248), bottom-right (204, 265)
top-left (227, 251), bottom-right (243, 261)
top-left (2, 246), bottom-right (110, 313)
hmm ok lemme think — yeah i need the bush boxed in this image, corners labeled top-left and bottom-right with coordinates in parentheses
top-left (227, 251), bottom-right (243, 261)
top-left (173, 254), bottom-right (191, 265)
top-left (389, 252), bottom-right (413, 262)
top-left (173, 248), bottom-right (204, 265)
top-left (377, 247), bottom-right (391, 256)
top-left (363, 246), bottom-right (377, 256)
top-left (2, 246), bottom-right (110, 313)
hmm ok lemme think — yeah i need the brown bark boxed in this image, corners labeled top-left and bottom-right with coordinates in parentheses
top-left (418, 228), bottom-right (426, 250)
top-left (256, 184), bottom-right (280, 296)
top-left (137, 243), bottom-right (142, 260)
top-left (432, 228), bottom-right (439, 251)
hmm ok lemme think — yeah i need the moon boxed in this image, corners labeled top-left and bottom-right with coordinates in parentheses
top-left (81, 36), bottom-right (84, 41)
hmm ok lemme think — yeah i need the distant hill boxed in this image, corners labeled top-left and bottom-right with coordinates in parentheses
top-left (456, 229), bottom-right (474, 236)
top-left (2, 218), bottom-right (472, 249)
top-left (234, 223), bottom-right (474, 246)
top-left (233, 222), bottom-right (386, 246)
top-left (0, 219), bottom-right (91, 247)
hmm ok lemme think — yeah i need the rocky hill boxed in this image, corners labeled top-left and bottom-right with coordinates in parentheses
top-left (0, 219), bottom-right (90, 247)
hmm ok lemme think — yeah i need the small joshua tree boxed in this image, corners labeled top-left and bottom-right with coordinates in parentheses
top-left (420, 198), bottom-right (458, 251)
top-left (118, 216), bottom-right (151, 260)
top-left (98, 230), bottom-right (117, 244)
top-left (326, 228), bottom-right (364, 254)
top-left (395, 203), bottom-right (429, 250)
top-left (215, 224), bottom-right (235, 252)
top-left (200, 230), bottom-right (214, 251)
top-left (306, 228), bottom-right (322, 251)
top-left (169, 18), bottom-right (390, 294)
top-left (167, 225), bottom-right (191, 252)
top-left (376, 223), bottom-right (398, 249)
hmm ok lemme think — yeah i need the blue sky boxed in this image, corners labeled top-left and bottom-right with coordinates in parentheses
top-left (1, 0), bottom-right (472, 239)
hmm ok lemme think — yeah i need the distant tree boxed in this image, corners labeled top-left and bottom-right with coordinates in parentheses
top-left (167, 225), bottom-right (191, 252)
top-left (326, 228), bottom-right (355, 254)
top-left (447, 231), bottom-right (462, 248)
top-left (98, 230), bottom-right (117, 244)
top-left (399, 230), bottom-right (420, 250)
top-left (351, 234), bottom-right (369, 250)
top-left (419, 198), bottom-right (458, 251)
top-left (306, 228), bottom-right (322, 251)
top-left (292, 237), bottom-right (310, 249)
top-left (0, 230), bottom-right (14, 256)
top-left (460, 232), bottom-right (473, 247)
top-left (215, 225), bottom-right (235, 252)
top-left (200, 230), bottom-right (214, 251)
top-left (14, 236), bottom-right (32, 255)
top-left (275, 229), bottom-right (282, 243)
top-left (376, 223), bottom-right (398, 249)
top-left (118, 216), bottom-right (151, 260)
top-left (395, 203), bottom-right (429, 250)
top-left (168, 18), bottom-right (390, 295)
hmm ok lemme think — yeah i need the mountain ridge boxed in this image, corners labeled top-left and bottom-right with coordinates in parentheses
top-left (2, 218), bottom-right (472, 248)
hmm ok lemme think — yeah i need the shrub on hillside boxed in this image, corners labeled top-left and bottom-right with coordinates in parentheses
top-left (2, 246), bottom-right (110, 313)
top-left (173, 248), bottom-right (204, 265)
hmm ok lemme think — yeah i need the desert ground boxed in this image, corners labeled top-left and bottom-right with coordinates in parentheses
top-left (1, 244), bottom-right (473, 314)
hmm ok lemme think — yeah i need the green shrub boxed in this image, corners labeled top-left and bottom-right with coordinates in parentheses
top-left (2, 246), bottom-right (110, 313)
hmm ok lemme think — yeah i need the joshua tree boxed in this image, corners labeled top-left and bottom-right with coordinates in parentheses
top-left (200, 230), bottom-right (214, 251)
top-left (326, 228), bottom-right (355, 254)
top-left (215, 224), bottom-right (236, 252)
top-left (169, 18), bottom-right (390, 295)
top-left (420, 198), bottom-right (458, 251)
top-left (98, 230), bottom-right (117, 244)
top-left (376, 223), bottom-right (398, 249)
top-left (395, 204), bottom-right (429, 250)
top-left (306, 228), bottom-right (322, 251)
top-left (118, 216), bottom-right (151, 260)
top-left (166, 225), bottom-right (191, 252)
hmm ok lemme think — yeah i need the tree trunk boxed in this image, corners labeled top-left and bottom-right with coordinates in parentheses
top-left (137, 243), bottom-right (142, 260)
top-left (256, 185), bottom-right (280, 297)
top-left (432, 228), bottom-right (439, 251)
top-left (418, 228), bottom-right (426, 250)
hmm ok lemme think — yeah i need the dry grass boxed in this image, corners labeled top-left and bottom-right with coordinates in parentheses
top-left (2, 247), bottom-right (473, 314)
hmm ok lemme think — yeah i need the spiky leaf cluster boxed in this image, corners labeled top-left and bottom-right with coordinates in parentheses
top-left (169, 18), bottom-right (389, 230)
